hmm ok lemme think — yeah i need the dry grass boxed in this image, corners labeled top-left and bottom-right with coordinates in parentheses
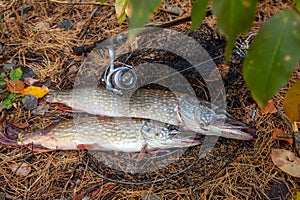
top-left (0, 0), bottom-right (299, 199)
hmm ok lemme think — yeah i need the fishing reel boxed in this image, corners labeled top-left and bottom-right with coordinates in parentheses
top-left (103, 34), bottom-right (137, 95)
top-left (104, 61), bottom-right (137, 96)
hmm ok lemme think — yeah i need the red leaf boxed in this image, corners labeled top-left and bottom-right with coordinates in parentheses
top-left (6, 80), bottom-right (24, 94)
top-left (261, 99), bottom-right (277, 115)
top-left (272, 128), bottom-right (293, 145)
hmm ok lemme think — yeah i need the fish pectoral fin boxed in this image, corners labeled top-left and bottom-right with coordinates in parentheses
top-left (26, 144), bottom-right (53, 153)
top-left (76, 143), bottom-right (102, 150)
top-left (136, 144), bottom-right (147, 162)
top-left (54, 104), bottom-right (83, 113)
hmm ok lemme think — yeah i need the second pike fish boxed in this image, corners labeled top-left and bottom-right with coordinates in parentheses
top-left (0, 117), bottom-right (202, 153)
top-left (45, 88), bottom-right (256, 140)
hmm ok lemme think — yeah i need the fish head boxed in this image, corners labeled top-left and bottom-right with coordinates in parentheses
top-left (178, 96), bottom-right (257, 140)
top-left (141, 121), bottom-right (202, 150)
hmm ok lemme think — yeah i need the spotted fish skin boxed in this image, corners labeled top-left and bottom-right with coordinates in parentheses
top-left (15, 117), bottom-right (201, 152)
top-left (46, 88), bottom-right (181, 125)
top-left (45, 88), bottom-right (256, 140)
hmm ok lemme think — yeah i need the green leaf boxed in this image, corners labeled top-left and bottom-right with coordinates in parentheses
top-left (2, 99), bottom-right (13, 109)
top-left (118, 12), bottom-right (127, 24)
top-left (7, 93), bottom-right (19, 100)
top-left (191, 0), bottom-right (210, 30)
top-left (243, 8), bottom-right (300, 107)
top-left (296, 0), bottom-right (300, 11)
top-left (2, 93), bottom-right (18, 110)
top-left (128, 0), bottom-right (161, 30)
top-left (98, 0), bottom-right (106, 3)
top-left (0, 72), bottom-right (5, 86)
top-left (9, 67), bottom-right (23, 80)
top-left (212, 0), bottom-right (258, 61)
top-left (0, 80), bottom-right (5, 86)
top-left (115, 0), bottom-right (128, 21)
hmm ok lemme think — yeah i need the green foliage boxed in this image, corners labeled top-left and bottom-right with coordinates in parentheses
top-left (128, 0), bottom-right (161, 30)
top-left (9, 67), bottom-right (23, 80)
top-left (191, 0), bottom-right (209, 30)
top-left (212, 0), bottom-right (258, 61)
top-left (0, 73), bottom-right (6, 86)
top-left (98, 0), bottom-right (107, 3)
top-left (294, 0), bottom-right (300, 11)
top-left (115, 0), bottom-right (128, 24)
top-left (243, 8), bottom-right (300, 107)
top-left (2, 93), bottom-right (19, 109)
top-left (111, 0), bottom-right (300, 107)
top-left (118, 12), bottom-right (127, 24)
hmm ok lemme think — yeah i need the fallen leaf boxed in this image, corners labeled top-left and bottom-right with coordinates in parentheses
top-left (34, 21), bottom-right (50, 31)
top-left (284, 79), bottom-right (300, 123)
top-left (23, 85), bottom-right (49, 98)
top-left (115, 0), bottom-right (128, 23)
top-left (10, 162), bottom-right (31, 176)
top-left (272, 128), bottom-right (293, 145)
top-left (6, 80), bottom-right (24, 94)
top-left (23, 77), bottom-right (40, 86)
top-left (97, 183), bottom-right (117, 198)
top-left (261, 99), bottom-right (277, 115)
top-left (271, 149), bottom-right (300, 178)
top-left (22, 94), bottom-right (38, 110)
top-left (9, 67), bottom-right (22, 80)
top-left (1, 93), bottom-right (19, 109)
top-left (268, 180), bottom-right (289, 200)
top-left (218, 64), bottom-right (230, 77)
top-left (296, 191), bottom-right (300, 200)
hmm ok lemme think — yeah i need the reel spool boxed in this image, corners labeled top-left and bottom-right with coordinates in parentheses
top-left (104, 34), bottom-right (137, 95)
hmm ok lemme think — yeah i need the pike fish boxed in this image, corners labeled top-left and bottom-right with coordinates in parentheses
top-left (45, 88), bottom-right (256, 140)
top-left (0, 117), bottom-right (202, 152)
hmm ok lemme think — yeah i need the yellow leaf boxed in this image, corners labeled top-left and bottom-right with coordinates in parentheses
top-left (283, 80), bottom-right (300, 123)
top-left (125, 1), bottom-right (132, 18)
top-left (271, 149), bottom-right (300, 178)
top-left (23, 86), bottom-right (49, 98)
top-left (296, 191), bottom-right (300, 200)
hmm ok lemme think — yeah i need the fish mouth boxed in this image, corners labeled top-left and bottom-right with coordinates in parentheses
top-left (217, 126), bottom-right (257, 140)
top-left (171, 133), bottom-right (203, 144)
top-left (220, 118), bottom-right (257, 140)
top-left (182, 123), bottom-right (257, 141)
top-left (169, 126), bottom-right (257, 144)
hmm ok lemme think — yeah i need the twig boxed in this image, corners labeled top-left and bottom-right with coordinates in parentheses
top-left (78, 7), bottom-right (99, 39)
top-left (147, 16), bottom-right (191, 28)
top-left (275, 106), bottom-right (294, 137)
top-left (49, 0), bottom-right (114, 7)
top-left (275, 106), bottom-right (299, 157)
